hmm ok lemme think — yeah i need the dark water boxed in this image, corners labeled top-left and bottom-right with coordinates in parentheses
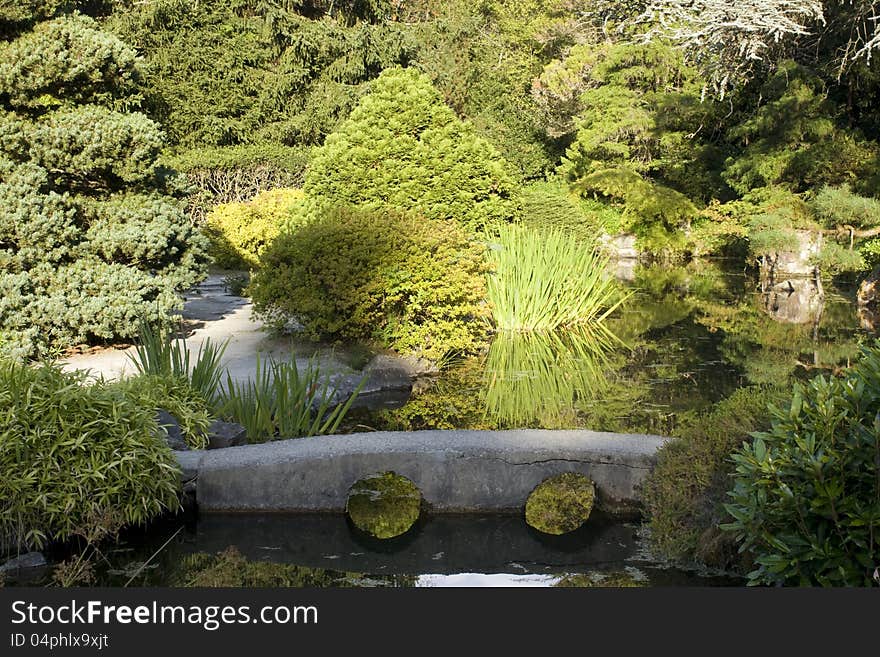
top-left (349, 261), bottom-right (870, 436)
top-left (30, 514), bottom-right (735, 588)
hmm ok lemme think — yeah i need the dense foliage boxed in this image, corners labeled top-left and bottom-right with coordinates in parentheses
top-left (723, 346), bottom-right (880, 586)
top-left (644, 386), bottom-right (785, 568)
top-left (206, 188), bottom-right (305, 269)
top-left (0, 10), bottom-right (207, 358)
top-left (0, 361), bottom-right (180, 551)
top-left (251, 206), bottom-right (491, 361)
top-left (304, 67), bottom-right (517, 232)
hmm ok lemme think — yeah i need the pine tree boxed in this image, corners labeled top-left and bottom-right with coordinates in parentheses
top-left (0, 10), bottom-right (208, 358)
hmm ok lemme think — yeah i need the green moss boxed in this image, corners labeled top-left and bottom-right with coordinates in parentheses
top-left (346, 472), bottom-right (422, 539)
top-left (524, 473), bottom-right (595, 535)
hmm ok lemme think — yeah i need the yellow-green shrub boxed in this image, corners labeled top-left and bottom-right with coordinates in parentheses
top-left (250, 206), bottom-right (492, 362)
top-left (205, 188), bottom-right (305, 269)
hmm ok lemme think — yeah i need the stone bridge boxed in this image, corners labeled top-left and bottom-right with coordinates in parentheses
top-left (176, 429), bottom-right (669, 517)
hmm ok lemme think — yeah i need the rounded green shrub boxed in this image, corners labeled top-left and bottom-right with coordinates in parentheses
top-left (304, 66), bottom-right (517, 233)
top-left (250, 206), bottom-right (492, 362)
top-left (723, 346), bottom-right (880, 586)
top-left (0, 361), bottom-right (180, 552)
top-left (205, 188), bottom-right (306, 269)
top-left (525, 473), bottom-right (595, 535)
top-left (346, 472), bottom-right (422, 539)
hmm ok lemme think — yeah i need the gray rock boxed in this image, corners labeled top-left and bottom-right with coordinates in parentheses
top-left (181, 429), bottom-right (668, 517)
top-left (325, 353), bottom-right (415, 412)
top-left (599, 233), bottom-right (639, 282)
top-left (207, 420), bottom-right (247, 449)
top-left (1, 551), bottom-right (46, 573)
top-left (157, 410), bottom-right (188, 451)
top-left (758, 229), bottom-right (823, 277)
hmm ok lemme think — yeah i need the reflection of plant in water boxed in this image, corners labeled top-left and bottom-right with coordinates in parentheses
top-left (360, 261), bottom-right (865, 434)
top-left (698, 289), bottom-right (863, 386)
top-left (171, 547), bottom-right (415, 588)
top-left (346, 473), bottom-right (421, 539)
top-left (483, 328), bottom-right (616, 428)
top-left (362, 359), bottom-right (495, 431)
top-left (553, 571), bottom-right (647, 587)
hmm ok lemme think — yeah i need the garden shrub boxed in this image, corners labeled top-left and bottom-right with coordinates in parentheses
top-left (205, 188), bottom-right (306, 269)
top-left (723, 346), bottom-right (880, 586)
top-left (251, 206), bottom-right (491, 362)
top-left (0, 12), bottom-right (208, 359)
top-left (644, 386), bottom-right (785, 569)
top-left (0, 361), bottom-right (180, 552)
top-left (304, 67), bottom-right (517, 233)
top-left (518, 181), bottom-right (598, 241)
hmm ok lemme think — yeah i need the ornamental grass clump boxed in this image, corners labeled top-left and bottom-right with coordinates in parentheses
top-left (215, 355), bottom-right (364, 443)
top-left (486, 223), bottom-right (625, 332)
top-left (0, 361), bottom-right (180, 552)
top-left (128, 321), bottom-right (228, 405)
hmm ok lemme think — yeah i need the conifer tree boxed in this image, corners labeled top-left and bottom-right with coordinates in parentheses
top-left (305, 67), bottom-right (517, 232)
top-left (0, 9), bottom-right (208, 358)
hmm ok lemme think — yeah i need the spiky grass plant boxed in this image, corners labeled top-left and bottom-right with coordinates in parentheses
top-left (128, 321), bottom-right (228, 403)
top-left (486, 223), bottom-right (626, 332)
top-left (216, 355), bottom-right (364, 443)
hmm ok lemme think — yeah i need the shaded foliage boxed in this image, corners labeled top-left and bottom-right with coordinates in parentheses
top-left (251, 206), bottom-right (492, 361)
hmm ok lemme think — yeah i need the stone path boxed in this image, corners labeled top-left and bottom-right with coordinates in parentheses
top-left (59, 274), bottom-right (412, 407)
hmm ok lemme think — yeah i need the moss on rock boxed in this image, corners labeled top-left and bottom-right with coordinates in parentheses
top-left (525, 473), bottom-right (595, 535)
top-left (346, 472), bottom-right (422, 539)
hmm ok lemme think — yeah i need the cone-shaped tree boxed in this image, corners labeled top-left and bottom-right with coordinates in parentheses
top-left (0, 10), bottom-right (208, 358)
top-left (304, 67), bottom-right (517, 232)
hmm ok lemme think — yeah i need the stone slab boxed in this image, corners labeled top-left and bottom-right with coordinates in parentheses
top-left (178, 429), bottom-right (668, 517)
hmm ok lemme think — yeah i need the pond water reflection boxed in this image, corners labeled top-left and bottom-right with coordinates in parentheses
top-left (351, 261), bottom-right (869, 436)
top-left (81, 514), bottom-right (738, 588)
